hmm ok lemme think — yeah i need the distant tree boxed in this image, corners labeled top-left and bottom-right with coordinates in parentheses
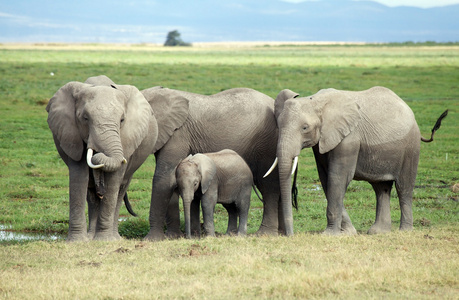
top-left (164, 30), bottom-right (191, 47)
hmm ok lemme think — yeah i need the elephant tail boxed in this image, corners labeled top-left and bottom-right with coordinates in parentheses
top-left (252, 184), bottom-right (263, 203)
top-left (123, 193), bottom-right (138, 217)
top-left (291, 163), bottom-right (298, 211)
top-left (421, 109), bottom-right (448, 143)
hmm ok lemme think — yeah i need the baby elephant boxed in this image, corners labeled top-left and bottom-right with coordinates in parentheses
top-left (175, 149), bottom-right (255, 238)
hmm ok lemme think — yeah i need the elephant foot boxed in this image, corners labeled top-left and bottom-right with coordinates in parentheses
top-left (66, 233), bottom-right (90, 243)
top-left (144, 230), bottom-right (166, 241)
top-left (399, 223), bottom-right (413, 231)
top-left (368, 223), bottom-right (392, 235)
top-left (322, 227), bottom-right (342, 236)
top-left (112, 230), bottom-right (122, 240)
top-left (340, 222), bottom-right (357, 235)
top-left (93, 232), bottom-right (120, 241)
top-left (341, 226), bottom-right (357, 235)
top-left (255, 224), bottom-right (279, 236)
top-left (165, 229), bottom-right (183, 239)
top-left (87, 231), bottom-right (95, 240)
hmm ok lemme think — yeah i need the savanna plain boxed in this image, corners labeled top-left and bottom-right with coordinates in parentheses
top-left (0, 43), bottom-right (458, 299)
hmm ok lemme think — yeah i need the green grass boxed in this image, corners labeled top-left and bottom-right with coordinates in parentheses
top-left (0, 43), bottom-right (458, 298)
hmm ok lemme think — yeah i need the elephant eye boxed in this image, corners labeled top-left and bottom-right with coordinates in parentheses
top-left (302, 125), bottom-right (309, 131)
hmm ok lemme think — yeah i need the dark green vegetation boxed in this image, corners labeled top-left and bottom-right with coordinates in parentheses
top-left (0, 45), bottom-right (457, 242)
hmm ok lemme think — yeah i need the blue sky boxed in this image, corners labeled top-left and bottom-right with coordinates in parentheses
top-left (285, 0), bottom-right (459, 8)
top-left (1, 0), bottom-right (458, 43)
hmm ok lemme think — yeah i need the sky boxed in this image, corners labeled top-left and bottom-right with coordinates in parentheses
top-left (357, 0), bottom-right (459, 8)
top-left (1, 0), bottom-right (458, 43)
top-left (285, 0), bottom-right (459, 8)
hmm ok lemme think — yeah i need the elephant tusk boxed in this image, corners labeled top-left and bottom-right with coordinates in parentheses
top-left (291, 156), bottom-right (298, 175)
top-left (87, 148), bottom-right (104, 169)
top-left (263, 157), bottom-right (278, 178)
top-left (122, 157), bottom-right (127, 164)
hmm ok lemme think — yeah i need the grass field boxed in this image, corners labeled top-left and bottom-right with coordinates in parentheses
top-left (0, 43), bottom-right (458, 298)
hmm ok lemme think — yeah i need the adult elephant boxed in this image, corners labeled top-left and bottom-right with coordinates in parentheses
top-left (142, 87), bottom-right (281, 240)
top-left (46, 75), bottom-right (188, 241)
top-left (265, 87), bottom-right (447, 235)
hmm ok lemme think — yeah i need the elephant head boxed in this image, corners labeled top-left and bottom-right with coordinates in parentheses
top-left (175, 154), bottom-right (217, 238)
top-left (265, 88), bottom-right (361, 235)
top-left (46, 76), bottom-right (153, 172)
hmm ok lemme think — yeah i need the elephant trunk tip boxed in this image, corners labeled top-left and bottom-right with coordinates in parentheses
top-left (87, 148), bottom-right (104, 169)
top-left (87, 148), bottom-right (127, 172)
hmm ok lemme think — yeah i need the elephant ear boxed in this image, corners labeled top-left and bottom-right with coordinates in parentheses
top-left (116, 84), bottom-right (154, 159)
top-left (319, 94), bottom-right (361, 154)
top-left (193, 154), bottom-right (217, 194)
top-left (46, 81), bottom-right (87, 161)
top-left (84, 75), bottom-right (116, 86)
top-left (142, 87), bottom-right (190, 153)
top-left (275, 89), bottom-right (299, 120)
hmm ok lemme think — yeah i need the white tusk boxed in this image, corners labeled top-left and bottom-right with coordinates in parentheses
top-left (291, 156), bottom-right (298, 175)
top-left (87, 148), bottom-right (104, 169)
top-left (122, 157), bottom-right (127, 164)
top-left (263, 157), bottom-right (278, 178)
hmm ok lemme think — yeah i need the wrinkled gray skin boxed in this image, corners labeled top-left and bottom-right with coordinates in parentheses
top-left (46, 75), bottom-right (185, 241)
top-left (142, 87), bottom-right (281, 241)
top-left (270, 86), bottom-right (440, 235)
top-left (175, 150), bottom-right (253, 238)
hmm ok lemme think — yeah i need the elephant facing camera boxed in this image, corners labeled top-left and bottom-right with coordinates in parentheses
top-left (174, 149), bottom-right (260, 239)
top-left (46, 75), bottom-right (188, 241)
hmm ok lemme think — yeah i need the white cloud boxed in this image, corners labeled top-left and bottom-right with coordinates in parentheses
top-left (282, 0), bottom-right (459, 8)
top-left (0, 11), bottom-right (76, 30)
top-left (355, 0), bottom-right (459, 8)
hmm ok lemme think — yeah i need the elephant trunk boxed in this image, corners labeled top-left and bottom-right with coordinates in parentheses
top-left (182, 197), bottom-right (193, 239)
top-left (87, 125), bottom-right (127, 173)
top-left (276, 129), bottom-right (302, 236)
top-left (278, 157), bottom-right (296, 236)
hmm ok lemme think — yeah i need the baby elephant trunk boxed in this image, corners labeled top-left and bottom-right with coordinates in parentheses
top-left (184, 201), bottom-right (192, 239)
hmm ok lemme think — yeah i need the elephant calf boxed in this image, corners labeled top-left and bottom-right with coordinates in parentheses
top-left (175, 149), bottom-right (255, 238)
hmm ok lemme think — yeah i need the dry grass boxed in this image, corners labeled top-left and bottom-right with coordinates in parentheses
top-left (1, 228), bottom-right (457, 299)
top-left (1, 42), bottom-right (458, 68)
top-left (0, 43), bottom-right (457, 299)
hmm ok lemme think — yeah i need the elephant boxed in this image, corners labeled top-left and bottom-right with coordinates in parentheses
top-left (175, 149), bottom-right (256, 238)
top-left (264, 86), bottom-right (448, 235)
top-left (141, 86), bottom-right (281, 241)
top-left (46, 75), bottom-right (188, 241)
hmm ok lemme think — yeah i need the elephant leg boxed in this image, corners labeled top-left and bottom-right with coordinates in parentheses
top-left (222, 203), bottom-right (238, 235)
top-left (395, 180), bottom-right (415, 231)
top-left (112, 181), bottom-right (132, 240)
top-left (190, 194), bottom-right (201, 238)
top-left (67, 160), bottom-right (90, 242)
top-left (201, 194), bottom-right (217, 237)
top-left (112, 194), bottom-right (124, 240)
top-left (236, 189), bottom-right (251, 236)
top-left (145, 154), bottom-right (183, 241)
top-left (255, 169), bottom-right (281, 236)
top-left (341, 208), bottom-right (357, 235)
top-left (165, 192), bottom-right (182, 239)
top-left (87, 188), bottom-right (99, 240)
top-left (313, 148), bottom-right (355, 234)
top-left (322, 143), bottom-right (359, 235)
top-left (368, 181), bottom-right (393, 234)
top-left (94, 172), bottom-right (122, 241)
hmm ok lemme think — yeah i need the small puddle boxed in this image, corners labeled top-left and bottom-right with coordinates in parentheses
top-left (1, 218), bottom-right (130, 242)
top-left (0, 225), bottom-right (64, 242)
top-left (307, 184), bottom-right (322, 191)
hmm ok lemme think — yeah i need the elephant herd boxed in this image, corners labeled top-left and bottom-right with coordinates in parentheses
top-left (46, 75), bottom-right (447, 242)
